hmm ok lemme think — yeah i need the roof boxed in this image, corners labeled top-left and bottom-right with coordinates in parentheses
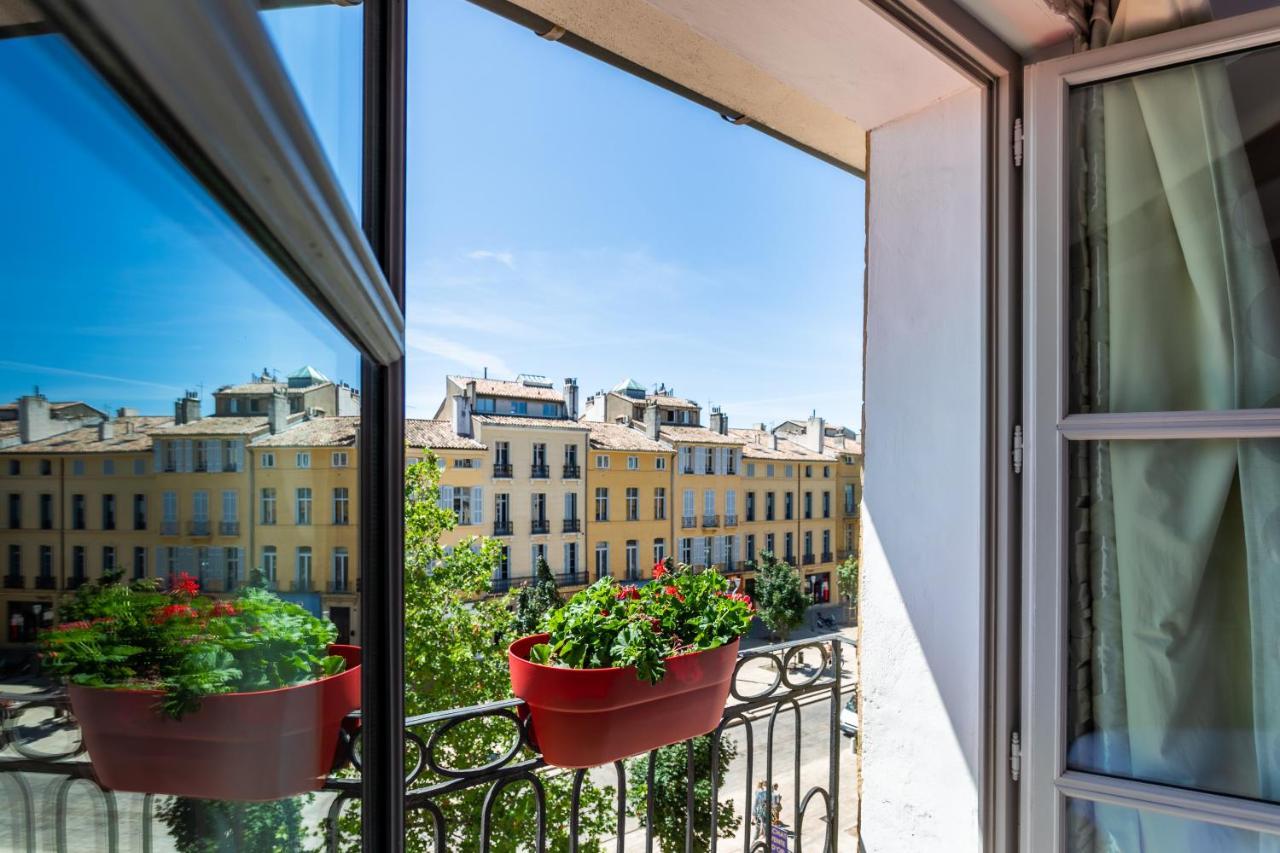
top-left (473, 414), bottom-right (588, 431)
top-left (450, 376), bottom-right (563, 403)
top-left (611, 378), bottom-right (646, 394)
top-left (405, 419), bottom-right (487, 450)
top-left (251, 416), bottom-right (359, 448)
top-left (2, 416), bottom-right (174, 454)
top-left (289, 365), bottom-right (329, 383)
top-left (586, 421), bottom-right (671, 452)
top-left (729, 428), bottom-right (831, 461)
top-left (647, 393), bottom-right (699, 410)
top-left (658, 425), bottom-right (742, 446)
top-left (215, 382), bottom-right (284, 395)
top-left (163, 417), bottom-right (270, 436)
top-left (826, 435), bottom-right (863, 456)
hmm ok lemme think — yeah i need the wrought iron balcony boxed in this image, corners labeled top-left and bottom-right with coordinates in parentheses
top-left (562, 518), bottom-right (580, 533)
top-left (822, 551), bottom-right (834, 563)
top-left (530, 519), bottom-right (550, 535)
top-left (218, 520), bottom-right (240, 536)
top-left (682, 464), bottom-right (695, 474)
top-left (492, 463), bottom-right (513, 478)
top-left (160, 520), bottom-right (179, 536)
top-left (803, 553), bottom-right (816, 566)
top-left (562, 464), bottom-right (581, 479)
top-left (493, 520), bottom-right (513, 536)
top-left (681, 515), bottom-right (697, 529)
top-left (35, 575), bottom-right (55, 590)
top-left (0, 634), bottom-right (852, 851)
top-left (490, 574), bottom-right (527, 594)
top-left (187, 520), bottom-right (211, 536)
top-left (530, 464), bottom-right (549, 479)
top-left (724, 514), bottom-right (738, 527)
top-left (328, 578), bottom-right (351, 593)
top-left (291, 578), bottom-right (314, 592)
top-left (560, 571), bottom-right (589, 586)
top-left (4, 573), bottom-right (23, 589)
top-left (701, 514), bottom-right (719, 528)
top-left (66, 576), bottom-right (88, 591)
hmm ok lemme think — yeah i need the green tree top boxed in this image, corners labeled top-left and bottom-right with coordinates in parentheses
top-left (750, 551), bottom-right (808, 641)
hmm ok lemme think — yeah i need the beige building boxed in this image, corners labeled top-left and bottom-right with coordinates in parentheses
top-left (584, 420), bottom-right (674, 584)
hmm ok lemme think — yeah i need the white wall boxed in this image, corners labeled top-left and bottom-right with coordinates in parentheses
top-left (860, 85), bottom-right (985, 853)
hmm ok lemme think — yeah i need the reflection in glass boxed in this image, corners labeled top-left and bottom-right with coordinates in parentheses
top-left (1067, 439), bottom-right (1280, 808)
top-left (1066, 797), bottom-right (1271, 853)
top-left (0, 28), bottom-right (360, 852)
top-left (1068, 43), bottom-right (1280, 414)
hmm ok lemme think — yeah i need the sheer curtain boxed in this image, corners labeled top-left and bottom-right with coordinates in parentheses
top-left (1068, 1), bottom-right (1280, 850)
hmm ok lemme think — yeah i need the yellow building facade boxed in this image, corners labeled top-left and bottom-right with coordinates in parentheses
top-left (584, 421), bottom-right (674, 584)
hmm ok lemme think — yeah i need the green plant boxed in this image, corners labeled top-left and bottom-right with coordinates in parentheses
top-left (836, 556), bottom-right (859, 608)
top-left (530, 561), bottom-right (754, 684)
top-left (511, 554), bottom-right (564, 635)
top-left (155, 796), bottom-right (311, 853)
top-left (750, 551), bottom-right (808, 642)
top-left (627, 734), bottom-right (740, 853)
top-left (41, 574), bottom-right (342, 719)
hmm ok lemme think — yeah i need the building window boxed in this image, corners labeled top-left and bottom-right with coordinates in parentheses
top-left (625, 540), bottom-right (638, 577)
top-left (102, 459), bottom-right (115, 476)
top-left (40, 459), bottom-right (52, 476)
top-left (594, 542), bottom-right (609, 578)
top-left (653, 538), bottom-right (666, 565)
top-left (133, 546), bottom-right (146, 580)
top-left (683, 488), bottom-right (695, 525)
top-left (494, 441), bottom-right (509, 468)
top-left (627, 455), bottom-right (639, 470)
top-left (766, 464), bottom-right (775, 478)
top-left (296, 546), bottom-right (312, 588)
top-left (823, 465), bottom-right (831, 478)
top-left (727, 450), bottom-right (737, 475)
top-left (223, 441), bottom-right (240, 472)
top-left (262, 546), bottom-right (277, 582)
top-left (6, 493), bottom-right (19, 529)
top-left (655, 457), bottom-right (667, 471)
top-left (449, 486), bottom-right (474, 526)
top-left (39, 493), bottom-right (52, 530)
top-left (333, 547), bottom-right (349, 590)
top-left (333, 487), bottom-right (350, 525)
top-left (822, 491), bottom-right (831, 519)
top-left (784, 533), bottom-right (795, 563)
top-left (39, 546), bottom-right (52, 579)
top-left (595, 487), bottom-right (609, 522)
top-left (784, 465), bottom-right (794, 479)
top-left (703, 448), bottom-right (715, 475)
top-left (564, 444), bottom-right (578, 472)
top-left (475, 397), bottom-right (495, 413)
top-left (193, 441), bottom-right (208, 472)
top-left (595, 454), bottom-right (610, 469)
top-left (625, 487), bottom-right (639, 521)
top-left (260, 488), bottom-right (277, 525)
top-left (221, 490), bottom-right (238, 528)
top-left (260, 452), bottom-right (275, 468)
top-left (497, 545), bottom-right (510, 577)
top-left (7, 545), bottom-right (19, 578)
top-left (822, 529), bottom-right (831, 558)
top-left (72, 459), bottom-right (85, 476)
top-left (530, 493), bottom-right (546, 530)
top-left (72, 546), bottom-right (86, 580)
top-left (804, 531), bottom-right (814, 558)
top-left (746, 462), bottom-right (756, 478)
top-left (563, 542), bottom-right (578, 575)
top-left (495, 492), bottom-right (510, 524)
top-left (804, 491), bottom-right (813, 520)
top-left (531, 542), bottom-right (546, 569)
top-left (102, 494), bottom-right (116, 530)
top-left (531, 443), bottom-right (547, 475)
top-left (747, 534), bottom-right (756, 563)
top-left (563, 492), bottom-right (577, 524)
top-left (785, 492), bottom-right (794, 521)
top-left (542, 403), bottom-right (558, 417)
top-left (102, 546), bottom-right (116, 572)
top-left (6, 460), bottom-right (18, 476)
top-left (133, 494), bottom-right (146, 530)
top-left (805, 465), bottom-right (813, 478)
top-left (133, 458), bottom-right (146, 476)
top-left (295, 488), bottom-right (312, 525)
top-left (332, 451), bottom-right (349, 467)
top-left (654, 487), bottom-right (666, 521)
top-left (511, 401), bottom-right (528, 415)
top-left (679, 538), bottom-right (692, 564)
top-left (766, 533), bottom-right (776, 556)
top-left (765, 492), bottom-right (775, 521)
top-left (844, 484), bottom-right (856, 514)
top-left (678, 447), bottom-right (691, 473)
top-left (704, 489), bottom-right (715, 517)
top-left (296, 452), bottom-right (311, 469)
top-left (193, 490), bottom-right (209, 523)
top-left (227, 547), bottom-right (241, 586)
top-left (71, 494), bottom-right (85, 530)
top-left (163, 491), bottom-right (178, 531)
top-left (746, 492), bottom-right (756, 522)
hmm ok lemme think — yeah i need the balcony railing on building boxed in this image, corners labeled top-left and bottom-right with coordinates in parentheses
top-left (0, 634), bottom-right (853, 851)
top-left (328, 577), bottom-right (351, 593)
top-left (66, 575), bottom-right (88, 591)
top-left (701, 514), bottom-right (719, 528)
top-left (187, 520), bottom-right (211, 536)
top-left (493, 463), bottom-right (513, 479)
top-left (530, 519), bottom-right (550, 535)
top-left (562, 518), bottom-right (580, 533)
top-left (35, 575), bottom-right (55, 590)
top-left (561, 570), bottom-right (589, 586)
top-left (493, 520), bottom-right (513, 536)
top-left (4, 573), bottom-right (23, 589)
top-left (822, 551), bottom-right (834, 563)
top-left (490, 574), bottom-right (519, 594)
top-left (530, 464), bottom-right (549, 479)
top-left (218, 520), bottom-right (240, 536)
top-left (681, 515), bottom-right (696, 529)
top-left (803, 553), bottom-right (816, 566)
top-left (160, 520), bottom-right (178, 536)
top-left (562, 464), bottom-right (580, 479)
top-left (724, 514), bottom-right (738, 527)
top-left (291, 578), bottom-right (314, 593)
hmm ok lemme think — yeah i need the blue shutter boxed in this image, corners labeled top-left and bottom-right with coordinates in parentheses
top-left (153, 441), bottom-right (163, 472)
top-left (471, 487), bottom-right (484, 524)
top-left (439, 485), bottom-right (453, 511)
top-left (208, 440), bottom-right (223, 473)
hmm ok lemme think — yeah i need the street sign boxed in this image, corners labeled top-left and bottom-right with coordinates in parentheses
top-left (770, 825), bottom-right (789, 852)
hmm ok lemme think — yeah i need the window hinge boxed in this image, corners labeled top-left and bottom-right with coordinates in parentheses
top-left (1010, 731), bottom-right (1022, 782)
top-left (1013, 117), bottom-right (1024, 168)
top-left (1012, 424), bottom-right (1024, 475)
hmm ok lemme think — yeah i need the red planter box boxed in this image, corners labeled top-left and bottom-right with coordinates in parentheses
top-left (69, 644), bottom-right (361, 801)
top-left (508, 634), bottom-right (739, 768)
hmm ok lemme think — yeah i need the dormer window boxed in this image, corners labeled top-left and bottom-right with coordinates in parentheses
top-left (511, 401), bottom-right (528, 415)
top-left (475, 397), bottom-right (495, 413)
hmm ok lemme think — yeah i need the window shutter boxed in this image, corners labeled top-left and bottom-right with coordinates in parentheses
top-left (153, 441), bottom-right (163, 472)
top-left (208, 441), bottom-right (222, 473)
top-left (694, 537), bottom-right (705, 567)
top-left (439, 485), bottom-right (453, 510)
top-left (471, 487), bottom-right (483, 524)
top-left (182, 440), bottom-right (194, 472)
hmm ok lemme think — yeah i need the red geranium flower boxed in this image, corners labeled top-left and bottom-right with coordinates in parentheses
top-left (172, 572), bottom-right (199, 597)
top-left (653, 563), bottom-right (667, 580)
top-left (211, 601), bottom-right (237, 617)
top-left (615, 586), bottom-right (640, 601)
top-left (661, 585), bottom-right (685, 602)
top-left (156, 603), bottom-right (197, 622)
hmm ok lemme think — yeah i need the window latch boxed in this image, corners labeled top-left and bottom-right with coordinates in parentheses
top-left (1013, 117), bottom-right (1024, 168)
top-left (1010, 731), bottom-right (1022, 782)
top-left (1012, 424), bottom-right (1024, 475)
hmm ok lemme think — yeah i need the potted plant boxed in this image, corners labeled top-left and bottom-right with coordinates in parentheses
top-left (41, 572), bottom-right (360, 801)
top-left (508, 560), bottom-right (754, 768)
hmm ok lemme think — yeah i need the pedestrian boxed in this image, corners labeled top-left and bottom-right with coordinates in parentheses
top-left (752, 781), bottom-right (769, 838)
top-left (772, 783), bottom-right (783, 825)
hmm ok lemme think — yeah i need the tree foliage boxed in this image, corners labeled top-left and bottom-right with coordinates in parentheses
top-left (626, 735), bottom-right (739, 853)
top-left (157, 796), bottom-right (310, 853)
top-left (750, 552), bottom-right (809, 641)
top-left (511, 554), bottom-right (563, 636)
top-left (836, 556), bottom-right (859, 608)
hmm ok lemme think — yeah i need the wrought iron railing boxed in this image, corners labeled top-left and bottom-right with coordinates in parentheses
top-left (187, 520), bottom-right (211, 536)
top-left (493, 463), bottom-right (513, 479)
top-left (4, 573), bottom-right (23, 589)
top-left (530, 464), bottom-right (550, 479)
top-left (562, 464), bottom-right (581, 479)
top-left (562, 518), bottom-right (581, 533)
top-left (493, 520), bottom-right (513, 536)
top-left (530, 519), bottom-right (550, 535)
top-left (0, 635), bottom-right (854, 852)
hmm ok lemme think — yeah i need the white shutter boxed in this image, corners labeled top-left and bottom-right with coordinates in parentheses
top-left (694, 447), bottom-right (704, 473)
top-left (693, 538), bottom-right (705, 567)
top-left (233, 441), bottom-right (245, 471)
top-left (726, 490), bottom-right (736, 516)
top-left (471, 487), bottom-right (483, 524)
top-left (182, 440), bottom-right (194, 472)
top-left (208, 441), bottom-right (223, 473)
top-left (439, 485), bottom-right (453, 510)
top-left (683, 489), bottom-right (695, 517)
top-left (153, 441), bottom-right (163, 472)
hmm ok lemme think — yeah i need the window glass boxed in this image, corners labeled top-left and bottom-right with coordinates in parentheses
top-left (1066, 797), bottom-right (1268, 851)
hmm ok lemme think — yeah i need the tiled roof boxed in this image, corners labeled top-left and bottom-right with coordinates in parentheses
top-left (730, 428), bottom-right (830, 461)
top-left (658, 426), bottom-right (742, 446)
top-left (451, 376), bottom-right (563, 402)
top-left (215, 382), bottom-right (284, 394)
top-left (472, 414), bottom-right (587, 430)
top-left (405, 419), bottom-right (487, 450)
top-left (647, 393), bottom-right (699, 410)
top-left (164, 417), bottom-right (270, 436)
top-left (586, 421), bottom-right (670, 452)
top-left (3, 416), bottom-right (174, 454)
top-left (252, 416), bottom-right (359, 448)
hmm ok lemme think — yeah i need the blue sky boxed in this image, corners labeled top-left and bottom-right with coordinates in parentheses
top-left (0, 1), bottom-right (864, 430)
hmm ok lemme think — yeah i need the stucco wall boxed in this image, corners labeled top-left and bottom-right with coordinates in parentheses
top-left (860, 85), bottom-right (984, 853)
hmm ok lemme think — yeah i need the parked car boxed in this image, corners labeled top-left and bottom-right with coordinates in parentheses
top-left (841, 695), bottom-right (859, 753)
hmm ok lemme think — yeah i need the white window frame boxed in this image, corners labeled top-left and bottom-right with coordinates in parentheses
top-left (296, 451), bottom-right (311, 469)
top-left (626, 455), bottom-right (639, 470)
top-left (260, 452), bottom-right (275, 469)
top-left (1024, 11), bottom-right (1280, 848)
top-left (596, 454), bottom-right (610, 469)
top-left (332, 451), bottom-right (349, 467)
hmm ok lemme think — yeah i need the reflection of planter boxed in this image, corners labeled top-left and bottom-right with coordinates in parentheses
top-left (69, 645), bottom-right (360, 801)
top-left (508, 634), bottom-right (738, 768)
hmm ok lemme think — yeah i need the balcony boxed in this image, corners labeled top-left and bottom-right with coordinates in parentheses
top-left (562, 464), bottom-right (581, 479)
top-left (328, 578), bottom-right (352, 593)
top-left (187, 520), bottom-right (211, 536)
top-left (562, 518), bottom-right (580, 533)
top-left (530, 519), bottom-right (550, 535)
top-left (493, 520), bottom-right (513, 536)
top-left (66, 576), bottom-right (88, 591)
top-left (682, 464), bottom-right (694, 474)
top-left (822, 551), bottom-right (834, 563)
top-left (35, 575), bottom-right (55, 590)
top-left (530, 464), bottom-right (549, 479)
top-left (218, 520), bottom-right (240, 536)
top-left (560, 571), bottom-right (589, 586)
top-left (701, 514), bottom-right (719, 528)
top-left (4, 573), bottom-right (23, 589)
top-left (681, 515), bottom-right (697, 529)
top-left (291, 578), bottom-right (315, 592)
top-left (803, 553), bottom-right (816, 566)
top-left (490, 574), bottom-right (524, 594)
top-left (492, 463), bottom-right (513, 478)
top-left (160, 520), bottom-right (179, 536)
top-left (724, 514), bottom-right (738, 527)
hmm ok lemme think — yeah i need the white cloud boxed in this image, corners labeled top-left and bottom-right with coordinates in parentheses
top-left (466, 249), bottom-right (516, 270)
top-left (405, 329), bottom-right (513, 378)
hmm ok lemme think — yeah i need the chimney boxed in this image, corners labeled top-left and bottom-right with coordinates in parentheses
top-left (98, 420), bottom-right (114, 441)
top-left (644, 403), bottom-right (660, 441)
top-left (770, 433), bottom-right (778, 451)
top-left (563, 377), bottom-right (579, 420)
top-left (117, 407), bottom-right (138, 418)
top-left (755, 422), bottom-right (767, 432)
top-left (174, 391), bottom-right (201, 426)
top-left (709, 407), bottom-right (728, 436)
top-left (465, 380), bottom-right (477, 407)
top-left (268, 389), bottom-right (289, 434)
top-left (18, 393), bottom-right (53, 443)
top-left (452, 393), bottom-right (473, 438)
top-left (804, 415), bottom-right (826, 453)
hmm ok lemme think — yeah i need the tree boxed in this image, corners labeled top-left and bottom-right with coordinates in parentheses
top-left (836, 555), bottom-right (858, 617)
top-left (157, 797), bottom-right (309, 852)
top-left (331, 457), bottom-right (614, 851)
top-left (627, 735), bottom-right (739, 853)
top-left (511, 554), bottom-right (563, 635)
top-left (751, 552), bottom-right (808, 641)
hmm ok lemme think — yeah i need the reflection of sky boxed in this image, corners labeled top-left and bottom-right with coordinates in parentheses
top-left (0, 7), bottom-right (363, 418)
top-left (406, 0), bottom-right (865, 429)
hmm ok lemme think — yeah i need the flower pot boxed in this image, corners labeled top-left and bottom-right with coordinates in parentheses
top-left (68, 644), bottom-right (361, 801)
top-left (508, 634), bottom-right (739, 768)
